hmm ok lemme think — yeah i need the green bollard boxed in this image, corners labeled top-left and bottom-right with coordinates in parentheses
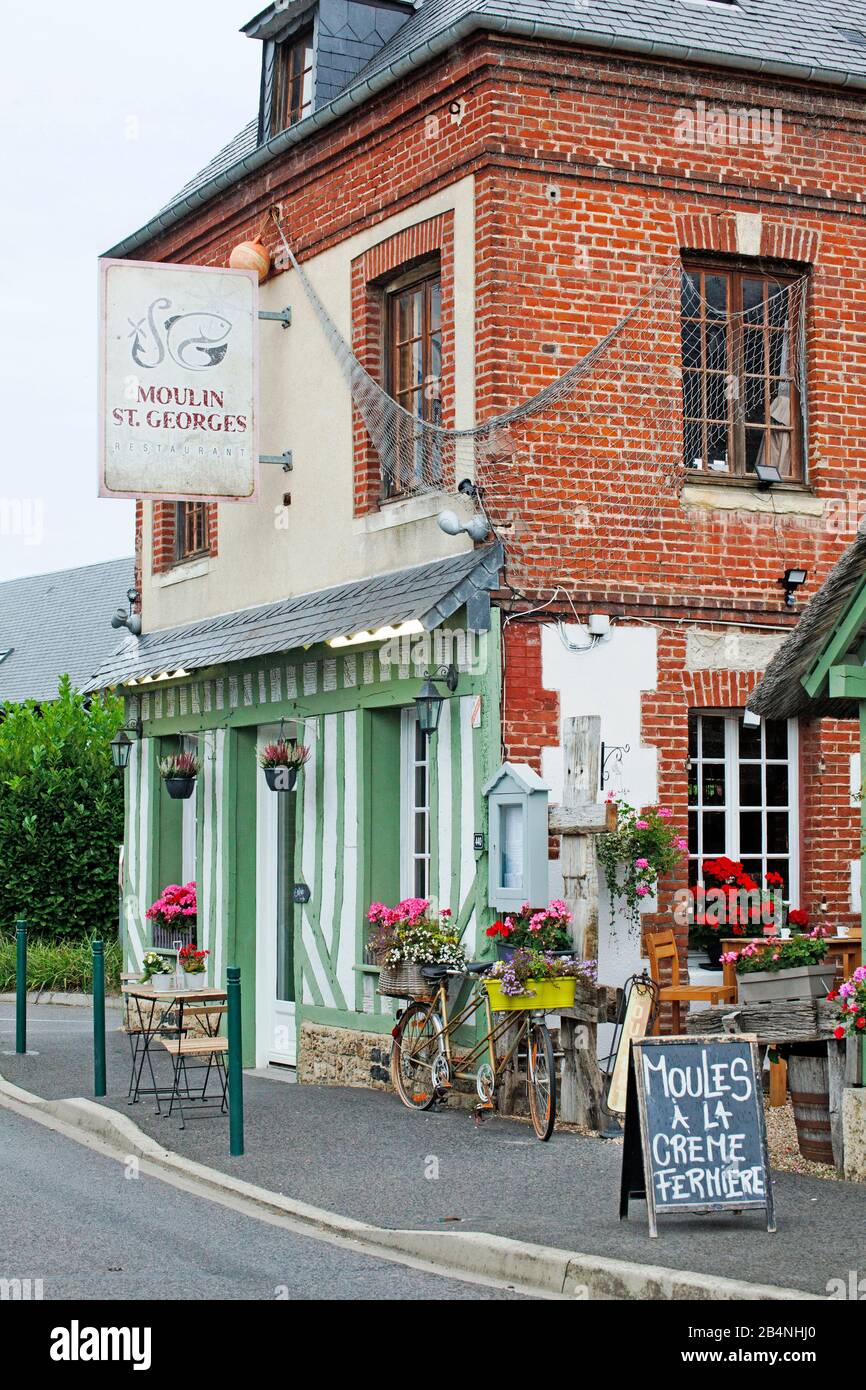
top-left (15, 921), bottom-right (26, 1055)
top-left (92, 939), bottom-right (106, 1097)
top-left (227, 966), bottom-right (244, 1156)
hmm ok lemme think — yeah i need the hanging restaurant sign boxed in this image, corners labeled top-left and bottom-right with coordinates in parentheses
top-left (98, 259), bottom-right (259, 503)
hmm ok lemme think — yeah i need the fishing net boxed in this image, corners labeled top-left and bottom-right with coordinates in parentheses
top-left (271, 216), bottom-right (809, 588)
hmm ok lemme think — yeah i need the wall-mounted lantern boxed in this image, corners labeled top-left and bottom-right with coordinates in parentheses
top-left (482, 762), bottom-right (550, 911)
top-left (110, 718), bottom-right (143, 771)
top-left (415, 664), bottom-right (458, 738)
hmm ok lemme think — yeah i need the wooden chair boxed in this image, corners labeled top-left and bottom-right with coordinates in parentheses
top-left (646, 929), bottom-right (735, 1034)
top-left (154, 1001), bottom-right (229, 1128)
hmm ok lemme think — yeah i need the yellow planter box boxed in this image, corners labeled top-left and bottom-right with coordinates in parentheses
top-left (484, 976), bottom-right (577, 1012)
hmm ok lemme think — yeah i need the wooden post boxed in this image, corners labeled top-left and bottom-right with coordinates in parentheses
top-left (563, 717), bottom-right (601, 960)
top-left (555, 716), bottom-right (610, 1128)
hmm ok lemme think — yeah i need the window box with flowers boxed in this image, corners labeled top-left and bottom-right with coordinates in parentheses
top-left (721, 931), bottom-right (835, 1005)
top-left (367, 899), bottom-right (466, 998)
top-left (483, 949), bottom-right (597, 1012)
top-left (146, 882), bottom-right (197, 947)
top-left (485, 900), bottom-right (574, 961)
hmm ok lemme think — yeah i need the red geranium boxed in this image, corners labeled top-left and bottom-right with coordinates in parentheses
top-left (788, 908), bottom-right (809, 928)
top-left (485, 921), bottom-right (512, 939)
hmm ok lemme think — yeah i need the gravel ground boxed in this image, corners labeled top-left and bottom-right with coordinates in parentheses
top-left (763, 1099), bottom-right (854, 1182)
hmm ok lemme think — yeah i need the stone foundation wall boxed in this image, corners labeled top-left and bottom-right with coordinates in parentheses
top-left (297, 1018), bottom-right (532, 1114)
top-left (297, 1020), bottom-right (393, 1090)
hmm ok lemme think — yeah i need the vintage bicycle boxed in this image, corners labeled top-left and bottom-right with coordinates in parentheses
top-left (390, 961), bottom-right (558, 1141)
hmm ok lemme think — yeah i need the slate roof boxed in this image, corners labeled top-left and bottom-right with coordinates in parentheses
top-left (109, 0), bottom-right (866, 257)
top-left (0, 557), bottom-right (135, 707)
top-left (748, 527), bottom-right (866, 722)
top-left (84, 543), bottom-right (503, 691)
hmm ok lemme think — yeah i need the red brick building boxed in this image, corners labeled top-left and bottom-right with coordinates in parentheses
top-left (105, 0), bottom-right (866, 1026)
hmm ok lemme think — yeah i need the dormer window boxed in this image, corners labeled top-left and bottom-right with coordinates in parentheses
top-left (271, 28), bottom-right (314, 135)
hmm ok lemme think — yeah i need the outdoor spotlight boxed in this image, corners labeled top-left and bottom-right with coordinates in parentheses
top-left (436, 510), bottom-right (490, 542)
top-left (754, 462), bottom-right (782, 489)
top-left (742, 708), bottom-right (761, 729)
top-left (414, 664), bottom-right (458, 738)
top-left (780, 567), bottom-right (807, 607)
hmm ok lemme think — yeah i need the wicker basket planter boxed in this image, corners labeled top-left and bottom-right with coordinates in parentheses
top-left (737, 963), bottom-right (837, 1006)
top-left (377, 962), bottom-right (431, 999)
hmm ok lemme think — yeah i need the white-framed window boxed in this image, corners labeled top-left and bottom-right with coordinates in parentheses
top-left (401, 708), bottom-right (431, 899)
top-left (688, 712), bottom-right (799, 902)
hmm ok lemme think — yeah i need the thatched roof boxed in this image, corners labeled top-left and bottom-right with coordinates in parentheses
top-left (749, 525), bottom-right (866, 722)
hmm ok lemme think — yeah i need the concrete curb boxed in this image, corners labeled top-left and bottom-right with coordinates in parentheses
top-left (0, 991), bottom-right (123, 1010)
top-left (0, 1073), bottom-right (822, 1301)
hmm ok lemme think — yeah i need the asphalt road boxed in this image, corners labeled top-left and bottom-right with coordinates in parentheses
top-left (0, 1106), bottom-right (525, 1301)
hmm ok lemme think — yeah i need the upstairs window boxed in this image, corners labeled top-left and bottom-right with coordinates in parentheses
top-left (383, 262), bottom-right (442, 499)
top-left (271, 29), bottom-right (314, 134)
top-left (681, 262), bottom-right (804, 482)
top-left (175, 502), bottom-right (208, 562)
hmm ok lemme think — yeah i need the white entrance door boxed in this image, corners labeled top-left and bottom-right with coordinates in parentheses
top-left (256, 725), bottom-right (298, 1067)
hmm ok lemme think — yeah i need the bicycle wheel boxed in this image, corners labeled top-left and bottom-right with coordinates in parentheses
top-left (391, 1002), bottom-right (444, 1111)
top-left (526, 1021), bottom-right (557, 1141)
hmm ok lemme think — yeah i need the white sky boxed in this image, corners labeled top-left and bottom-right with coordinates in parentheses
top-left (0, 0), bottom-right (260, 581)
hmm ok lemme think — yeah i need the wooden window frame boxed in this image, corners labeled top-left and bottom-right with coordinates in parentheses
top-left (382, 260), bottom-right (442, 501)
top-left (687, 711), bottom-right (800, 906)
top-left (270, 27), bottom-right (314, 135)
top-left (681, 257), bottom-right (805, 484)
top-left (401, 708), bottom-right (431, 900)
top-left (174, 501), bottom-right (209, 564)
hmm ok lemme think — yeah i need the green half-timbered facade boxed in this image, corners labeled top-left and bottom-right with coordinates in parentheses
top-left (107, 555), bottom-right (503, 1074)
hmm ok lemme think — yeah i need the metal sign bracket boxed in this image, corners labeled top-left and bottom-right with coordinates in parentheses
top-left (258, 307), bottom-right (292, 329)
top-left (259, 451), bottom-right (293, 472)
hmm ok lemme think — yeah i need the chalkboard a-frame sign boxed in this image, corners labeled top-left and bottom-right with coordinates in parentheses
top-left (619, 1035), bottom-right (775, 1239)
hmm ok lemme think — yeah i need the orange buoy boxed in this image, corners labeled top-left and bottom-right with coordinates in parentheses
top-left (229, 239), bottom-right (271, 282)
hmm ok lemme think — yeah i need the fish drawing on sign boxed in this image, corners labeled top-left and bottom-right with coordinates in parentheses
top-left (127, 299), bottom-right (233, 371)
top-left (128, 298), bottom-right (172, 368)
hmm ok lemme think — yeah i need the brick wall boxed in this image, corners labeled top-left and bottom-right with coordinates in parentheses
top-left (123, 31), bottom-right (866, 951)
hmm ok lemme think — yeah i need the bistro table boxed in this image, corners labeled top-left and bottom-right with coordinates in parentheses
top-left (123, 986), bottom-right (228, 1114)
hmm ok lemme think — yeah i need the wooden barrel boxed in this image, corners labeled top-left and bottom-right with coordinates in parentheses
top-left (787, 1052), bottom-right (834, 1165)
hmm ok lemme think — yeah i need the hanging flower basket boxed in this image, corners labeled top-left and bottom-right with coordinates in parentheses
top-left (259, 740), bottom-right (310, 792)
top-left (159, 752), bottom-right (199, 800)
top-left (264, 765), bottom-right (298, 792)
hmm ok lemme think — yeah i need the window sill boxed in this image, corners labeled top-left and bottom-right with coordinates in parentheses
top-left (154, 557), bottom-right (211, 588)
top-left (353, 493), bottom-right (450, 534)
top-left (681, 479), bottom-right (823, 519)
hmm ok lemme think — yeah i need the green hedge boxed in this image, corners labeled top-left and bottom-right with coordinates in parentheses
top-left (0, 934), bottom-right (122, 993)
top-left (0, 677), bottom-right (124, 940)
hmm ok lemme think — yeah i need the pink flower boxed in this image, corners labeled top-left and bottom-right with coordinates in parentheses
top-left (675, 838), bottom-right (688, 851)
top-left (636, 884), bottom-right (650, 897)
top-left (635, 857), bottom-right (649, 870)
top-left (635, 819), bottom-right (649, 830)
top-left (658, 807), bottom-right (672, 818)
